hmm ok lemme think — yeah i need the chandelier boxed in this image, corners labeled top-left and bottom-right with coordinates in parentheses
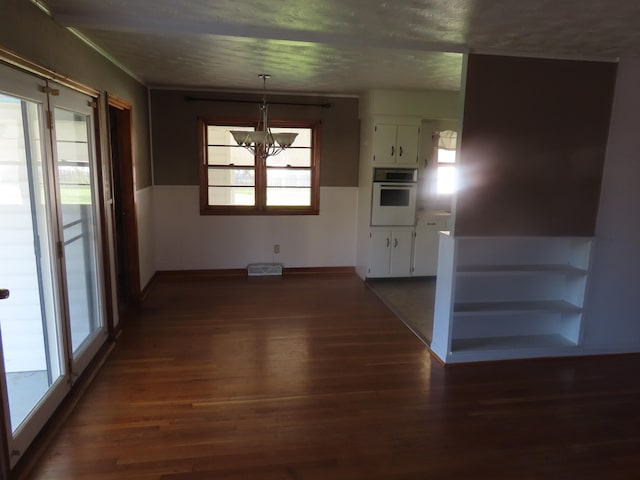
top-left (230, 74), bottom-right (298, 160)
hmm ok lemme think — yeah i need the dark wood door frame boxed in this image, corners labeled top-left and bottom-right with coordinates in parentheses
top-left (106, 94), bottom-right (141, 321)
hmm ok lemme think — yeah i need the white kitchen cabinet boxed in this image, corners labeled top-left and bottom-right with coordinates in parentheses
top-left (412, 214), bottom-right (449, 276)
top-left (368, 228), bottom-right (414, 277)
top-left (431, 235), bottom-right (592, 363)
top-left (372, 123), bottom-right (419, 167)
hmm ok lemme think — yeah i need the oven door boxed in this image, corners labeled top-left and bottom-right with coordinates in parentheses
top-left (371, 183), bottom-right (417, 226)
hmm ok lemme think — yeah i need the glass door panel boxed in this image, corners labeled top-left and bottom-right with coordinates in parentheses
top-left (0, 90), bottom-right (66, 446)
top-left (52, 106), bottom-right (104, 359)
top-left (0, 68), bottom-right (107, 469)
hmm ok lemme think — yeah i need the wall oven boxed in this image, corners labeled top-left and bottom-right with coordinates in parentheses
top-left (371, 168), bottom-right (418, 226)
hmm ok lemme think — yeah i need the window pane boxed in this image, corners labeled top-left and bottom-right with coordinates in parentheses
top-left (207, 146), bottom-right (254, 166)
top-left (437, 165), bottom-right (456, 195)
top-left (267, 168), bottom-right (311, 187)
top-left (438, 148), bottom-right (456, 164)
top-left (208, 125), bottom-right (250, 146)
top-left (54, 110), bottom-right (88, 143)
top-left (267, 187), bottom-right (311, 206)
top-left (208, 168), bottom-right (254, 186)
top-left (270, 127), bottom-right (311, 147)
top-left (56, 141), bottom-right (90, 163)
top-left (266, 148), bottom-right (311, 167)
top-left (58, 165), bottom-right (91, 204)
top-left (208, 186), bottom-right (255, 206)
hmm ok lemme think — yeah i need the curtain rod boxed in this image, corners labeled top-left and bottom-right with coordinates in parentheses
top-left (184, 96), bottom-right (331, 109)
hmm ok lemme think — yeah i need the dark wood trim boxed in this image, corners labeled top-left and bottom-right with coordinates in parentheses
top-left (0, 46), bottom-right (99, 98)
top-left (105, 94), bottom-right (131, 111)
top-left (198, 118), bottom-right (209, 214)
top-left (156, 269), bottom-right (248, 279)
top-left (152, 267), bottom-right (355, 281)
top-left (426, 348), bottom-right (446, 366)
top-left (106, 94), bottom-right (142, 309)
top-left (139, 272), bottom-right (158, 302)
top-left (198, 118), bottom-right (321, 216)
top-left (283, 266), bottom-right (355, 276)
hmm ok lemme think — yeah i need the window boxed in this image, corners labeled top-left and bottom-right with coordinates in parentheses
top-left (434, 130), bottom-right (457, 195)
top-left (199, 119), bottom-right (320, 215)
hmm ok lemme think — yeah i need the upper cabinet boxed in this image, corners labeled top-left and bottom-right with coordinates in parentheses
top-left (372, 122), bottom-right (420, 167)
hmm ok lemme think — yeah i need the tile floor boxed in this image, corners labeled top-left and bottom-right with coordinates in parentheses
top-left (367, 277), bottom-right (436, 345)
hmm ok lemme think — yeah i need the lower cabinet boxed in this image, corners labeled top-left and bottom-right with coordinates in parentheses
top-left (412, 215), bottom-right (449, 276)
top-left (367, 214), bottom-right (450, 278)
top-left (368, 228), bottom-right (413, 277)
top-left (431, 235), bottom-right (592, 364)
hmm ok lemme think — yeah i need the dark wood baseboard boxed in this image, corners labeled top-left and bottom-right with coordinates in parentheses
top-left (140, 272), bottom-right (159, 301)
top-left (283, 266), bottom-right (355, 276)
top-left (155, 269), bottom-right (247, 280)
top-left (150, 266), bottom-right (356, 282)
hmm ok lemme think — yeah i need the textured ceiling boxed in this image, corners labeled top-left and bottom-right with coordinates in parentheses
top-left (39, 0), bottom-right (640, 94)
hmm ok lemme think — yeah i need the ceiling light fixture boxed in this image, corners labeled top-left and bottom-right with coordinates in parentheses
top-left (230, 74), bottom-right (298, 160)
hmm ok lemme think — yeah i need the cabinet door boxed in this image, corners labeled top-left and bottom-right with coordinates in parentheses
top-left (395, 125), bottom-right (419, 166)
top-left (372, 124), bottom-right (397, 164)
top-left (389, 229), bottom-right (413, 276)
top-left (368, 230), bottom-right (391, 277)
top-left (413, 227), bottom-right (440, 276)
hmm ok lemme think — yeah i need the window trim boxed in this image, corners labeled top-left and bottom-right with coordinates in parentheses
top-left (199, 117), bottom-right (321, 215)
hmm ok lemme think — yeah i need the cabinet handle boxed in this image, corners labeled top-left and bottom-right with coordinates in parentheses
top-left (0, 289), bottom-right (9, 300)
top-left (394, 238), bottom-right (398, 248)
top-left (399, 146), bottom-right (403, 157)
top-left (391, 146), bottom-right (395, 157)
top-left (386, 238), bottom-right (390, 248)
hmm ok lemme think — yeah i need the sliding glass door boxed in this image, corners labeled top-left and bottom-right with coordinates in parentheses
top-left (50, 88), bottom-right (105, 375)
top-left (0, 65), bottom-right (106, 468)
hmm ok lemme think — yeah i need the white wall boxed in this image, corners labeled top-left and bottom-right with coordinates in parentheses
top-left (152, 186), bottom-right (358, 271)
top-left (136, 186), bottom-right (156, 288)
top-left (582, 57), bottom-right (640, 352)
top-left (360, 89), bottom-right (460, 119)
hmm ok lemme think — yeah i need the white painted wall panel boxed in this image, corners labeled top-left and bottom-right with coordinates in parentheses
top-left (152, 186), bottom-right (358, 271)
top-left (136, 186), bottom-right (155, 288)
top-left (582, 57), bottom-right (640, 352)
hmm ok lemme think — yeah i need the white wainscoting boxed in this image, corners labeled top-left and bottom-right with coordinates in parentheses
top-left (136, 186), bottom-right (156, 288)
top-left (152, 186), bottom-right (358, 271)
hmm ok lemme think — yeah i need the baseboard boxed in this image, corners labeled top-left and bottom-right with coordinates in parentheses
top-left (155, 269), bottom-right (248, 279)
top-left (283, 266), bottom-right (355, 276)
top-left (140, 272), bottom-right (159, 301)
top-left (149, 266), bottom-right (355, 281)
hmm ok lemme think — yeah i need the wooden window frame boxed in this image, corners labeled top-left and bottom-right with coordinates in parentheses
top-left (199, 117), bottom-right (320, 215)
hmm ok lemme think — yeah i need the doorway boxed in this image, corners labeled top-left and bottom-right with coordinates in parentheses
top-left (107, 95), bottom-right (140, 318)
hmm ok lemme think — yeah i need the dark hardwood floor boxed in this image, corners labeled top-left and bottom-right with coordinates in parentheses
top-left (24, 273), bottom-right (640, 479)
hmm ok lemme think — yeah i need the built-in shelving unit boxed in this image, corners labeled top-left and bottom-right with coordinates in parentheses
top-left (431, 235), bottom-right (592, 363)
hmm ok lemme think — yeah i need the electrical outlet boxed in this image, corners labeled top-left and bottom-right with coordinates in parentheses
top-left (274, 244), bottom-right (280, 254)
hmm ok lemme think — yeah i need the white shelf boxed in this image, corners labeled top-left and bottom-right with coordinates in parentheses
top-left (457, 264), bottom-right (587, 275)
top-left (431, 235), bottom-right (592, 364)
top-left (451, 334), bottom-right (578, 353)
top-left (454, 300), bottom-right (582, 315)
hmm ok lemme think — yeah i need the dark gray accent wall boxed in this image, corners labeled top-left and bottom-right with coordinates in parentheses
top-left (0, 0), bottom-right (152, 188)
top-left (455, 54), bottom-right (616, 236)
top-left (150, 90), bottom-right (360, 187)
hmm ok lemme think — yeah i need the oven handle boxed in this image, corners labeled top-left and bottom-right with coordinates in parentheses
top-left (378, 184), bottom-right (416, 189)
